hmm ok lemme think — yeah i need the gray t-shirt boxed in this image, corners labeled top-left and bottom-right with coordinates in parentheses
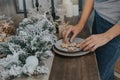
top-left (94, 0), bottom-right (120, 24)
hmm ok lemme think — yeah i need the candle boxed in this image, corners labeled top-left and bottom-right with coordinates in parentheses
top-left (73, 5), bottom-right (79, 16)
top-left (66, 3), bottom-right (73, 17)
top-left (26, 0), bottom-right (33, 10)
top-left (18, 0), bottom-right (33, 11)
top-left (63, 0), bottom-right (71, 5)
top-left (63, 0), bottom-right (73, 17)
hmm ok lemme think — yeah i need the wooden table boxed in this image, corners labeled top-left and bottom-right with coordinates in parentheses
top-left (49, 16), bottom-right (100, 80)
top-left (49, 52), bottom-right (100, 80)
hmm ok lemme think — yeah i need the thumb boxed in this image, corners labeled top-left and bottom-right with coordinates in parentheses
top-left (63, 28), bottom-right (72, 42)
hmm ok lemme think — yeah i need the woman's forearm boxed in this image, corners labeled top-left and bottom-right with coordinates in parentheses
top-left (104, 24), bottom-right (120, 41)
top-left (77, 0), bottom-right (94, 28)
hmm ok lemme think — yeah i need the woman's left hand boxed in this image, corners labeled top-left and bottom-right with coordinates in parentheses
top-left (79, 33), bottom-right (111, 52)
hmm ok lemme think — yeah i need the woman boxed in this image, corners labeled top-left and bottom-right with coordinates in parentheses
top-left (63, 0), bottom-right (120, 80)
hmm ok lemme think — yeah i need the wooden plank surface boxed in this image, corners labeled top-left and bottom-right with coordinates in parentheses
top-left (49, 52), bottom-right (100, 80)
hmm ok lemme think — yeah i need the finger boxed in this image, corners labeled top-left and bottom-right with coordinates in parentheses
top-left (63, 28), bottom-right (71, 42)
top-left (70, 33), bottom-right (77, 42)
top-left (83, 42), bottom-right (95, 51)
top-left (62, 31), bottom-right (66, 41)
top-left (80, 37), bottom-right (92, 46)
top-left (79, 37), bottom-right (92, 48)
top-left (80, 39), bottom-right (93, 49)
top-left (62, 26), bottom-right (71, 42)
top-left (62, 30), bottom-right (66, 38)
top-left (91, 45), bottom-right (98, 52)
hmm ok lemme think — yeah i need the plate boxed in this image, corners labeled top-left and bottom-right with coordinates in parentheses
top-left (54, 38), bottom-right (84, 53)
top-left (52, 46), bottom-right (90, 57)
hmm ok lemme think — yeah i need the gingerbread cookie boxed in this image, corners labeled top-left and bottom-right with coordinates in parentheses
top-left (61, 42), bottom-right (80, 52)
top-left (68, 46), bottom-right (76, 52)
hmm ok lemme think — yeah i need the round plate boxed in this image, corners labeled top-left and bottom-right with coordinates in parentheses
top-left (52, 46), bottom-right (90, 57)
top-left (54, 38), bottom-right (84, 53)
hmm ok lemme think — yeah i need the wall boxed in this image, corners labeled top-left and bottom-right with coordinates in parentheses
top-left (0, 0), bottom-right (18, 16)
top-left (0, 0), bottom-right (24, 27)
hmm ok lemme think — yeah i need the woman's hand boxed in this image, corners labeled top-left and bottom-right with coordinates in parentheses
top-left (79, 33), bottom-right (111, 52)
top-left (63, 25), bottom-right (83, 42)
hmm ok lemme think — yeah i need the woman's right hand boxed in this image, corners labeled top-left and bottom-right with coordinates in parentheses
top-left (63, 25), bottom-right (83, 42)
